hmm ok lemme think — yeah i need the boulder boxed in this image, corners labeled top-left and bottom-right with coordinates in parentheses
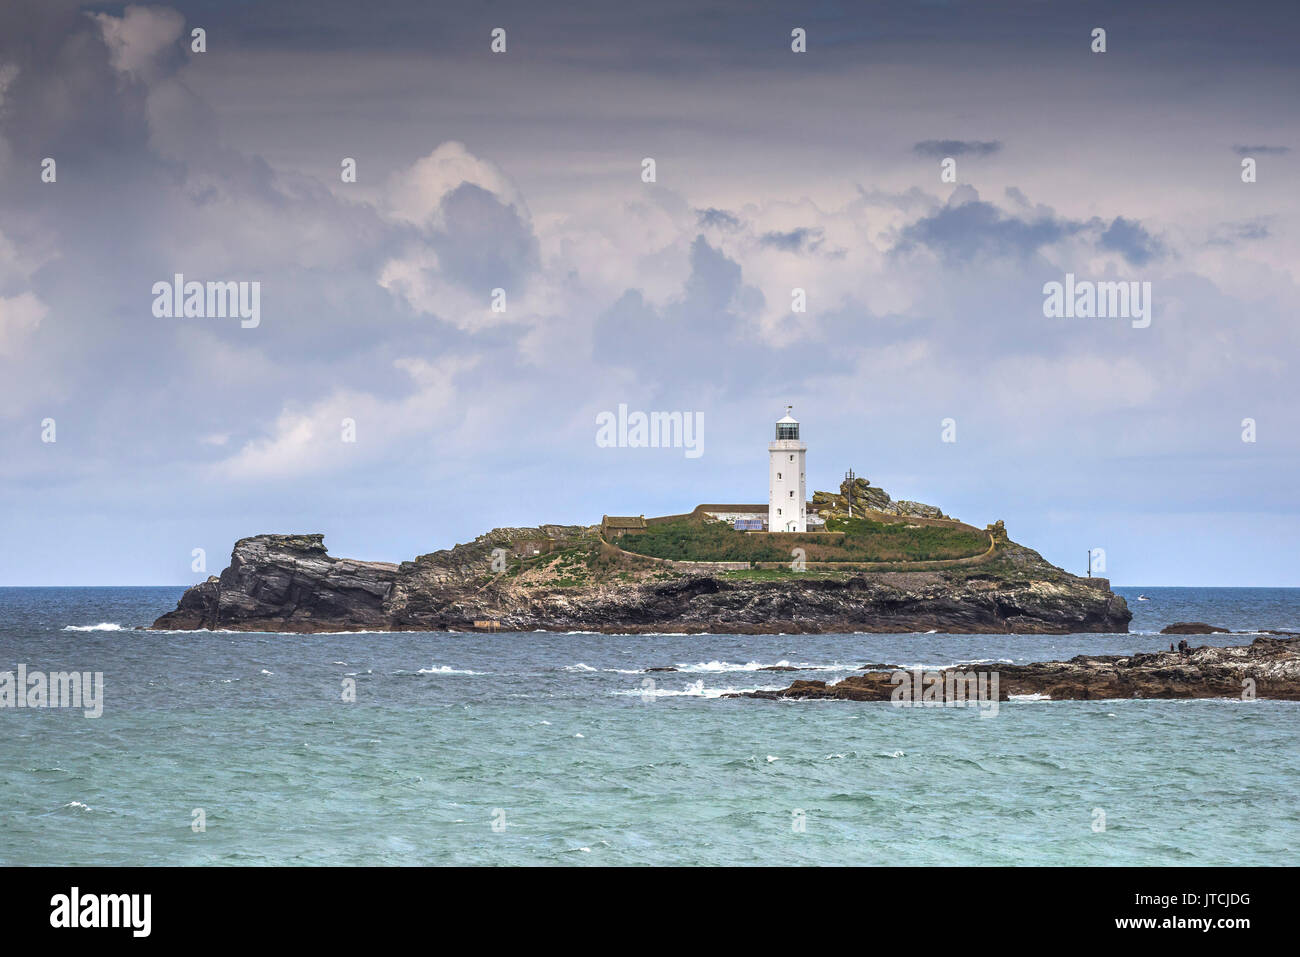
top-left (1160, 622), bottom-right (1230, 635)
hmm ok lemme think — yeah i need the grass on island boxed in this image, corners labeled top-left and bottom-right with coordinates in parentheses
top-left (716, 567), bottom-right (843, 581)
top-left (615, 515), bottom-right (988, 565)
top-left (501, 541), bottom-right (642, 587)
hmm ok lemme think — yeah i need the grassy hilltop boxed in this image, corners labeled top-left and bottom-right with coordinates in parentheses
top-left (615, 513), bottom-right (989, 564)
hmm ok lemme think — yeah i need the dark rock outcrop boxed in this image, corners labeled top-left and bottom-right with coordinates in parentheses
top-left (152, 530), bottom-right (1131, 635)
top-left (742, 635), bottom-right (1300, 701)
top-left (153, 534), bottom-right (398, 632)
top-left (1160, 621), bottom-right (1230, 635)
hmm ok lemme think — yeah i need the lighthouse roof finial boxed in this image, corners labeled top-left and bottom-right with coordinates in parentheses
top-left (776, 404), bottom-right (798, 424)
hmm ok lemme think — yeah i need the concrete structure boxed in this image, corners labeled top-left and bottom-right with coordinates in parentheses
top-left (768, 407), bottom-right (807, 532)
top-left (696, 504), bottom-right (767, 525)
top-left (694, 502), bottom-right (822, 531)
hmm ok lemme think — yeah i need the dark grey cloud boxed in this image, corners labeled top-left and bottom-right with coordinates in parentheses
top-left (682, 235), bottom-right (744, 314)
top-left (428, 183), bottom-right (539, 294)
top-left (759, 227), bottom-right (824, 253)
top-left (696, 207), bottom-right (742, 231)
top-left (592, 237), bottom-right (851, 394)
top-left (895, 195), bottom-right (1169, 269)
top-left (893, 198), bottom-right (1081, 263)
top-left (912, 139), bottom-right (1002, 158)
top-left (1098, 216), bottom-right (1166, 267)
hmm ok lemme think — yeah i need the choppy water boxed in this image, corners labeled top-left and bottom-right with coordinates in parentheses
top-left (1, 586), bottom-right (1297, 865)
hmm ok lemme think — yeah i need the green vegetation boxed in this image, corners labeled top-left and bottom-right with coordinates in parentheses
top-left (717, 567), bottom-right (839, 581)
top-left (822, 516), bottom-right (988, 561)
top-left (616, 516), bottom-right (988, 564)
top-left (502, 541), bottom-right (632, 587)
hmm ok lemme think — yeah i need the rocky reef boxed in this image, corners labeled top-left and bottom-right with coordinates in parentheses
top-left (1160, 621), bottom-right (1230, 635)
top-left (743, 635), bottom-right (1300, 701)
top-left (152, 524), bottom-right (1131, 634)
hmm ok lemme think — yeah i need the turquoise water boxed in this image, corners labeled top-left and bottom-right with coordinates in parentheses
top-left (1, 586), bottom-right (1297, 865)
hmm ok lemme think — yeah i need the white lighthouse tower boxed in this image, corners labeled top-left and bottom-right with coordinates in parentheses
top-left (768, 406), bottom-right (807, 532)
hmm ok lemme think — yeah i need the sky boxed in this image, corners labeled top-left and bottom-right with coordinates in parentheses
top-left (0, 0), bottom-right (1297, 586)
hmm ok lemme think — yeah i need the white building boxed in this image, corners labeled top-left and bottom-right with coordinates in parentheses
top-left (768, 407), bottom-right (807, 532)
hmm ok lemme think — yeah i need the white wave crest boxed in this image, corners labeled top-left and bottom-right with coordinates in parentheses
top-left (612, 679), bottom-right (785, 699)
top-left (673, 659), bottom-right (859, 674)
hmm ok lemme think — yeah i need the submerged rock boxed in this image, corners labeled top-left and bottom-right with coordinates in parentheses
top-left (742, 635), bottom-right (1300, 701)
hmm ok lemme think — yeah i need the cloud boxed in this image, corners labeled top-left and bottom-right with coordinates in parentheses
top-left (912, 139), bottom-right (1002, 158)
top-left (87, 5), bottom-right (185, 82)
top-left (0, 61), bottom-right (17, 108)
top-left (1232, 144), bottom-right (1290, 156)
top-left (1098, 216), bottom-right (1166, 267)
top-left (697, 207), bottom-right (742, 231)
top-left (385, 140), bottom-right (524, 228)
top-left (1208, 220), bottom-right (1271, 246)
top-left (893, 189), bottom-right (1081, 263)
top-left (378, 143), bottom-right (542, 328)
top-left (430, 183), bottom-right (540, 293)
top-left (214, 355), bottom-right (475, 481)
top-left (759, 227), bottom-right (825, 253)
top-left (892, 190), bottom-right (1170, 271)
top-left (0, 292), bottom-right (46, 356)
top-left (593, 236), bottom-right (754, 379)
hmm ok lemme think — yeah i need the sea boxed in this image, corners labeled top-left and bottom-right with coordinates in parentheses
top-left (1, 586), bottom-right (1297, 866)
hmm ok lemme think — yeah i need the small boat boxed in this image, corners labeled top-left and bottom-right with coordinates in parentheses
top-left (1137, 595), bottom-right (1150, 601)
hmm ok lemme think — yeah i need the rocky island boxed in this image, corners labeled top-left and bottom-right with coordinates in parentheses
top-left (151, 478), bottom-right (1131, 635)
top-left (742, 634), bottom-right (1300, 701)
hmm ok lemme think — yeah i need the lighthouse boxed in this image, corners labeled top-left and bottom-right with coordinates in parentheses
top-left (768, 407), bottom-right (807, 532)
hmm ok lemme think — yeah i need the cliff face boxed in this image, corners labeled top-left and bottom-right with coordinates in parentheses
top-left (151, 530), bottom-right (1131, 634)
top-left (744, 635), bottom-right (1300, 701)
top-left (156, 535), bottom-right (398, 632)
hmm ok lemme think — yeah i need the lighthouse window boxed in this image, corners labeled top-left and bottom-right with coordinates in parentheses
top-left (777, 472), bottom-right (782, 480)
top-left (777, 508), bottom-right (782, 515)
top-left (789, 490), bottom-right (794, 497)
top-left (789, 455), bottom-right (794, 462)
